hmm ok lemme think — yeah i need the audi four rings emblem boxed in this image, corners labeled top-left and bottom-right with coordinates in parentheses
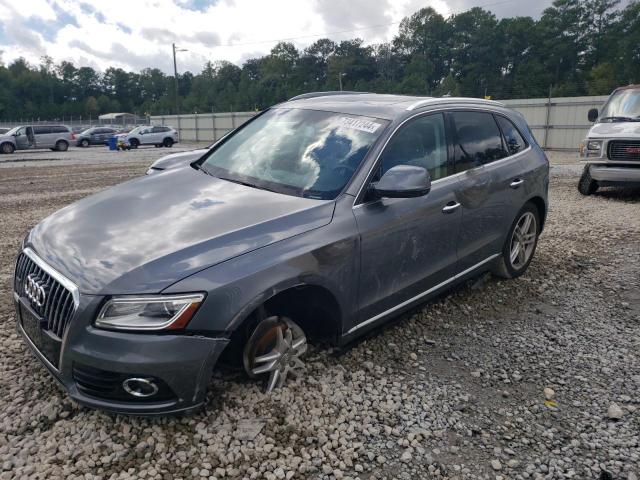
top-left (25, 274), bottom-right (46, 308)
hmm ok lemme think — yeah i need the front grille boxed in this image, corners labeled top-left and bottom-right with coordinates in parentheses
top-left (608, 140), bottom-right (640, 161)
top-left (14, 252), bottom-right (76, 339)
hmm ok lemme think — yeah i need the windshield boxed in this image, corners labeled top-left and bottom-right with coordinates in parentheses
top-left (128, 126), bottom-right (144, 134)
top-left (4, 126), bottom-right (20, 136)
top-left (599, 89), bottom-right (640, 122)
top-left (80, 128), bottom-right (95, 135)
top-left (200, 108), bottom-right (388, 200)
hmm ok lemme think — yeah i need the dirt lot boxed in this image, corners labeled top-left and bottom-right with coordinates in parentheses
top-left (0, 150), bottom-right (638, 480)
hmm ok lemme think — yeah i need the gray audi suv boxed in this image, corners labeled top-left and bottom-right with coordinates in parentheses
top-left (13, 93), bottom-right (549, 414)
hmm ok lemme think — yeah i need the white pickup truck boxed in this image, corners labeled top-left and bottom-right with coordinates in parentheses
top-left (578, 85), bottom-right (640, 195)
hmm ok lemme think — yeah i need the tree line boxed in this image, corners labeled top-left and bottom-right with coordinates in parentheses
top-left (0, 0), bottom-right (638, 121)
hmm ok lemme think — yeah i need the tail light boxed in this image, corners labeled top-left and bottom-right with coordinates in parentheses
top-left (71, 133), bottom-right (76, 140)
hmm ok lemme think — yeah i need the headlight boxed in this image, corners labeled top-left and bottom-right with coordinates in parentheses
top-left (587, 140), bottom-right (602, 151)
top-left (95, 294), bottom-right (205, 331)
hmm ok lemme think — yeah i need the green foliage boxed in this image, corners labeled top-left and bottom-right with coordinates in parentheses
top-left (0, 0), bottom-right (637, 120)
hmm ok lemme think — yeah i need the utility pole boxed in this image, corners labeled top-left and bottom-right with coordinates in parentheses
top-left (338, 72), bottom-right (346, 91)
top-left (172, 43), bottom-right (187, 115)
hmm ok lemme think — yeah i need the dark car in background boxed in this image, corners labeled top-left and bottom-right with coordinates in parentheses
top-left (14, 92), bottom-right (548, 414)
top-left (76, 127), bottom-right (120, 147)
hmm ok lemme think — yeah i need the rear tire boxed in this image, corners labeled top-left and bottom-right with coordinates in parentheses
top-left (578, 166), bottom-right (598, 195)
top-left (55, 140), bottom-right (68, 152)
top-left (1, 142), bottom-right (15, 154)
top-left (162, 137), bottom-right (174, 148)
top-left (492, 202), bottom-right (540, 279)
top-left (129, 138), bottom-right (139, 149)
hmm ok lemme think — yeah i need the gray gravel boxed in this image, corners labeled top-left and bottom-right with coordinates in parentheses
top-left (0, 151), bottom-right (638, 480)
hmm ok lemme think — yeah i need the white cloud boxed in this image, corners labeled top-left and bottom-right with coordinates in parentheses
top-left (0, 0), bottom-right (555, 74)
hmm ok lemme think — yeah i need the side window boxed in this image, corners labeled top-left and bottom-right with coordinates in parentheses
top-left (451, 111), bottom-right (506, 173)
top-left (34, 126), bottom-right (51, 135)
top-left (495, 116), bottom-right (527, 155)
top-left (379, 113), bottom-right (449, 181)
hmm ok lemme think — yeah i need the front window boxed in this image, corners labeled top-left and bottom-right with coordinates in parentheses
top-left (199, 108), bottom-right (388, 200)
top-left (599, 89), bottom-right (640, 122)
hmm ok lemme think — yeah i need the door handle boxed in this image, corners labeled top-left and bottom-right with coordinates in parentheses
top-left (442, 201), bottom-right (461, 214)
top-left (510, 178), bottom-right (524, 188)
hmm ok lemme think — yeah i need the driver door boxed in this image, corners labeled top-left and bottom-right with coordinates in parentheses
top-left (352, 113), bottom-right (463, 329)
top-left (14, 127), bottom-right (31, 149)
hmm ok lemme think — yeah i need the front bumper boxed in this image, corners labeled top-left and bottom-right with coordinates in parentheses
top-left (589, 165), bottom-right (640, 183)
top-left (14, 292), bottom-right (229, 415)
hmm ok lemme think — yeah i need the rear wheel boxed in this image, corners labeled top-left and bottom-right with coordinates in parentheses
top-left (578, 165), bottom-right (598, 195)
top-left (243, 315), bottom-right (307, 392)
top-left (163, 137), bottom-right (174, 148)
top-left (492, 203), bottom-right (540, 279)
top-left (80, 139), bottom-right (90, 148)
top-left (0, 142), bottom-right (15, 154)
top-left (129, 138), bottom-right (139, 149)
top-left (55, 140), bottom-right (68, 152)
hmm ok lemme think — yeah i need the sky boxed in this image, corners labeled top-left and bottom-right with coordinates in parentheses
top-left (0, 0), bottom-right (557, 74)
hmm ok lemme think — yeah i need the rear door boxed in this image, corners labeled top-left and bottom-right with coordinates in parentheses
top-left (447, 110), bottom-right (528, 272)
top-left (352, 113), bottom-right (462, 330)
top-left (33, 126), bottom-right (52, 148)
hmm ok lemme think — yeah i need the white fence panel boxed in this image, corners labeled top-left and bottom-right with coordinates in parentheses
top-left (153, 96), bottom-right (613, 151)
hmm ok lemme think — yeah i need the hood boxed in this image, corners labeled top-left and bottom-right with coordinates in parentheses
top-left (588, 122), bottom-right (640, 139)
top-left (150, 149), bottom-right (208, 171)
top-left (29, 167), bottom-right (335, 295)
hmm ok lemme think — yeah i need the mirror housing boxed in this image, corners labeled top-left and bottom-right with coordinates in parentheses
top-left (588, 108), bottom-right (598, 122)
top-left (371, 165), bottom-right (431, 199)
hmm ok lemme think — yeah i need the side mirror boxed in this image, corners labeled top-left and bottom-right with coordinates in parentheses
top-left (588, 108), bottom-right (598, 122)
top-left (370, 165), bottom-right (431, 199)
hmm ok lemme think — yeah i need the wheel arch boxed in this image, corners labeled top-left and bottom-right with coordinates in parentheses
top-left (218, 280), bottom-right (344, 366)
top-left (527, 195), bottom-right (547, 232)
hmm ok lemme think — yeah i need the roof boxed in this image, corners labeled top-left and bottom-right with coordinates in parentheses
top-left (98, 112), bottom-right (136, 120)
top-left (279, 92), bottom-right (506, 120)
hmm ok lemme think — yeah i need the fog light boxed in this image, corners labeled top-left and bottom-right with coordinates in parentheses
top-left (122, 377), bottom-right (159, 398)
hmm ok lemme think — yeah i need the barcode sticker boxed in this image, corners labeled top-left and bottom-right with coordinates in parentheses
top-left (338, 117), bottom-right (382, 134)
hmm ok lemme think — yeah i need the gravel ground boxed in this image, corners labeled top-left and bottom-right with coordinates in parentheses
top-left (0, 151), bottom-right (638, 480)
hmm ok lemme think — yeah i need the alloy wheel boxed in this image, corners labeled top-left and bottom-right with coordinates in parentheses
top-left (509, 211), bottom-right (537, 270)
top-left (243, 316), bottom-right (307, 392)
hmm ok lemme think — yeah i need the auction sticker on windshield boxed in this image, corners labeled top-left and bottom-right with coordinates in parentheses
top-left (338, 117), bottom-right (383, 134)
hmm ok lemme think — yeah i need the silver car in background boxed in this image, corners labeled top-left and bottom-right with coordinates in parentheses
top-left (578, 85), bottom-right (640, 194)
top-left (0, 125), bottom-right (74, 153)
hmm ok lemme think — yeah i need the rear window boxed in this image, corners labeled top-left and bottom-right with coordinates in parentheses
top-left (495, 116), bottom-right (527, 155)
top-left (451, 111), bottom-right (506, 172)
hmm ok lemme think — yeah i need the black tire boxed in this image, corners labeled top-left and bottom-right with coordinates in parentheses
top-left (492, 202), bottom-right (541, 279)
top-left (162, 137), bottom-right (174, 148)
top-left (80, 139), bottom-right (90, 148)
top-left (129, 138), bottom-right (139, 149)
top-left (578, 166), bottom-right (598, 195)
top-left (55, 140), bottom-right (68, 152)
top-left (154, 144), bottom-right (161, 148)
top-left (0, 142), bottom-right (15, 154)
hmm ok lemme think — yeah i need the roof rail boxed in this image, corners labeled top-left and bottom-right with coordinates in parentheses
top-left (287, 91), bottom-right (370, 101)
top-left (406, 97), bottom-right (506, 111)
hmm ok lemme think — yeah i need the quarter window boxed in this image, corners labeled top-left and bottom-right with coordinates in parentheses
top-left (496, 116), bottom-right (527, 155)
top-left (379, 113), bottom-right (449, 181)
top-left (451, 111), bottom-right (506, 172)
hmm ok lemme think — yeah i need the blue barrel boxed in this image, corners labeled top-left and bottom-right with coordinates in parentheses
top-left (108, 136), bottom-right (117, 151)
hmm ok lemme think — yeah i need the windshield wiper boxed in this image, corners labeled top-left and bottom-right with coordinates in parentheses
top-left (217, 176), bottom-right (277, 193)
top-left (600, 116), bottom-right (640, 122)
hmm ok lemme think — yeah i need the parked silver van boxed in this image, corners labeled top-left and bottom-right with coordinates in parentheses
top-left (0, 125), bottom-right (74, 154)
top-left (578, 85), bottom-right (640, 194)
